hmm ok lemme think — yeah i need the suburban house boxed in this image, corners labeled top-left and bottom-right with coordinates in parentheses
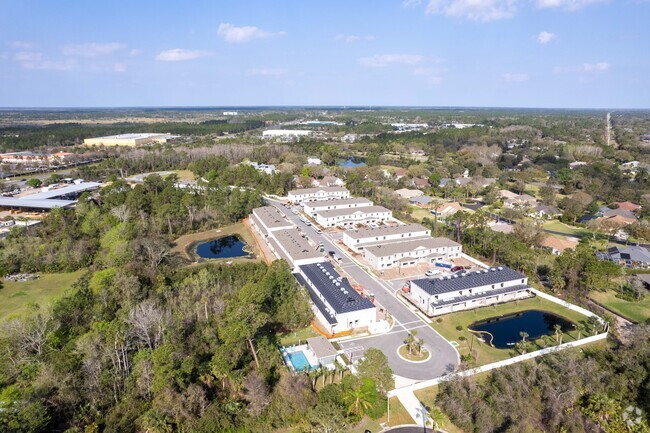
top-left (498, 190), bottom-right (520, 201)
top-left (314, 205), bottom-right (392, 228)
top-left (363, 237), bottom-right (462, 270)
top-left (342, 223), bottom-right (431, 253)
top-left (614, 201), bottom-right (642, 212)
top-left (288, 187), bottom-right (350, 203)
top-left (430, 202), bottom-right (463, 219)
top-left (531, 204), bottom-right (563, 219)
top-left (296, 262), bottom-right (376, 334)
top-left (307, 157), bottom-right (322, 165)
top-left (408, 266), bottom-right (533, 316)
top-left (597, 246), bottom-right (650, 268)
top-left (303, 197), bottom-right (373, 217)
top-left (412, 178), bottom-right (430, 189)
top-left (409, 195), bottom-right (434, 207)
top-left (315, 175), bottom-right (345, 187)
top-left (395, 188), bottom-right (423, 199)
top-left (504, 194), bottom-right (537, 209)
top-left (542, 236), bottom-right (579, 255)
top-left (393, 168), bottom-right (407, 180)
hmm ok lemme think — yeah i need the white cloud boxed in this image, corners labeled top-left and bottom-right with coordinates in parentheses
top-left (403, 0), bottom-right (423, 6)
top-left (537, 31), bottom-right (556, 44)
top-left (358, 54), bottom-right (424, 68)
top-left (13, 52), bottom-right (76, 70)
top-left (62, 42), bottom-right (126, 57)
top-left (245, 68), bottom-right (288, 76)
top-left (537, 0), bottom-right (606, 10)
top-left (425, 0), bottom-right (520, 21)
top-left (504, 73), bottom-right (529, 82)
top-left (9, 41), bottom-right (34, 50)
top-left (335, 34), bottom-right (375, 43)
top-left (217, 23), bottom-right (282, 43)
top-left (155, 48), bottom-right (213, 62)
top-left (128, 49), bottom-right (142, 57)
top-left (554, 62), bottom-right (610, 73)
top-left (113, 63), bottom-right (127, 73)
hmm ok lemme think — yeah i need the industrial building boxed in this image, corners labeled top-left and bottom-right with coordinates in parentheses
top-left (314, 205), bottom-right (392, 228)
top-left (303, 197), bottom-right (373, 217)
top-left (408, 266), bottom-right (532, 316)
top-left (296, 262), bottom-right (376, 334)
top-left (288, 187), bottom-right (350, 203)
top-left (83, 133), bottom-right (178, 147)
top-left (343, 223), bottom-right (431, 253)
top-left (0, 182), bottom-right (102, 211)
top-left (363, 237), bottom-right (462, 270)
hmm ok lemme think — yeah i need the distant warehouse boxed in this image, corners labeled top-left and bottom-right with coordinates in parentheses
top-left (84, 133), bottom-right (179, 147)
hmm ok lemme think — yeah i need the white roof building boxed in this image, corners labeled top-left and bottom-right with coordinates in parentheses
top-left (304, 197), bottom-right (373, 217)
top-left (314, 205), bottom-right (392, 228)
top-left (84, 133), bottom-right (178, 147)
top-left (363, 237), bottom-right (461, 270)
top-left (343, 223), bottom-right (431, 253)
top-left (288, 187), bottom-right (350, 203)
top-left (263, 129), bottom-right (312, 138)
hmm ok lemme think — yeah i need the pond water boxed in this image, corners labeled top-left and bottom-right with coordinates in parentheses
top-left (195, 235), bottom-right (249, 259)
top-left (469, 310), bottom-right (575, 349)
top-left (337, 156), bottom-right (366, 168)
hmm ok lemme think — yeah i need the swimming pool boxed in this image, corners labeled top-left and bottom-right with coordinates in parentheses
top-left (281, 345), bottom-right (319, 372)
top-left (287, 351), bottom-right (312, 371)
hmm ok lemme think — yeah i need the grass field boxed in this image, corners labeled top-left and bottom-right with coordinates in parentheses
top-left (590, 290), bottom-right (650, 323)
top-left (377, 397), bottom-right (414, 427)
top-left (0, 270), bottom-right (85, 320)
top-left (278, 325), bottom-right (321, 347)
top-left (542, 220), bottom-right (590, 237)
top-left (171, 222), bottom-right (262, 263)
top-left (430, 296), bottom-right (593, 365)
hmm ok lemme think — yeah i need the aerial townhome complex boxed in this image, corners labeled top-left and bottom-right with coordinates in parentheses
top-left (363, 237), bottom-right (462, 270)
top-left (313, 205), bottom-right (392, 228)
top-left (303, 197), bottom-right (373, 217)
top-left (408, 266), bottom-right (533, 316)
top-left (343, 223), bottom-right (431, 253)
top-left (287, 186), bottom-right (350, 203)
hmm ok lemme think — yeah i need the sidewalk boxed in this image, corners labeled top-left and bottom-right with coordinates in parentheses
top-left (394, 389), bottom-right (431, 428)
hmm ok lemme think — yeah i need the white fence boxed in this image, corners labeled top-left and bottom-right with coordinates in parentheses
top-left (529, 288), bottom-right (605, 323)
top-left (460, 252), bottom-right (490, 269)
top-left (389, 331), bottom-right (608, 396)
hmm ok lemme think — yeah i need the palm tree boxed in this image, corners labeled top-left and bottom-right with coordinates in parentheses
top-left (576, 323), bottom-right (586, 340)
top-left (343, 385), bottom-right (373, 416)
top-left (429, 405), bottom-right (446, 431)
top-left (519, 331), bottom-right (529, 342)
top-left (554, 324), bottom-right (563, 345)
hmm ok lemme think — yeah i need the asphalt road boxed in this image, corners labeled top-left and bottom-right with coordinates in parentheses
top-left (266, 199), bottom-right (459, 380)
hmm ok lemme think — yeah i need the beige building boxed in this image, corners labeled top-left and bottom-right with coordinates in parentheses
top-left (84, 133), bottom-right (178, 147)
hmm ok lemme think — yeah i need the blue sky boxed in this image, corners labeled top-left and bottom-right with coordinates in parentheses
top-left (1, 0), bottom-right (648, 108)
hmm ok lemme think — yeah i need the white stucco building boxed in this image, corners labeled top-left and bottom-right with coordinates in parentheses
top-left (288, 187), bottom-right (350, 203)
top-left (314, 205), bottom-right (392, 228)
top-left (408, 266), bottom-right (533, 316)
top-left (304, 197), bottom-right (373, 217)
top-left (296, 262), bottom-right (376, 334)
top-left (342, 223), bottom-right (431, 253)
top-left (363, 237), bottom-right (462, 270)
top-left (263, 129), bottom-right (312, 138)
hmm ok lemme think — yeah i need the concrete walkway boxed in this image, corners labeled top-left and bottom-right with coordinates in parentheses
top-left (394, 390), bottom-right (431, 428)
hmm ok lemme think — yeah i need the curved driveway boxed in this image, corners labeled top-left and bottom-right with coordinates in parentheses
top-left (267, 199), bottom-right (459, 380)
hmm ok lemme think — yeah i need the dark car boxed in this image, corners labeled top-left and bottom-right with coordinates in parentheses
top-left (451, 265), bottom-right (465, 273)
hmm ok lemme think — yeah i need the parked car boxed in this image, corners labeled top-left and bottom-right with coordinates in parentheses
top-left (451, 266), bottom-right (465, 273)
top-left (315, 229), bottom-right (322, 234)
top-left (425, 269), bottom-right (441, 276)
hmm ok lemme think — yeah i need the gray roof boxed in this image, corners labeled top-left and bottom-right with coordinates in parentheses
top-left (409, 195), bottom-right (434, 205)
top-left (273, 229), bottom-right (322, 261)
top-left (0, 197), bottom-right (75, 209)
top-left (252, 206), bottom-right (293, 230)
top-left (299, 262), bottom-right (375, 314)
top-left (433, 285), bottom-right (530, 308)
top-left (602, 208), bottom-right (636, 219)
top-left (412, 266), bottom-right (526, 296)
top-left (364, 236), bottom-right (460, 258)
top-left (305, 197), bottom-right (372, 209)
top-left (288, 186), bottom-right (348, 195)
top-left (307, 336), bottom-right (338, 359)
top-left (345, 223), bottom-right (429, 240)
top-left (315, 205), bottom-right (391, 219)
top-left (609, 246), bottom-right (650, 263)
top-left (294, 273), bottom-right (338, 324)
top-left (27, 182), bottom-right (102, 200)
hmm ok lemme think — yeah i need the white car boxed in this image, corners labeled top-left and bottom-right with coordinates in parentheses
top-left (425, 269), bottom-right (442, 277)
top-left (315, 229), bottom-right (322, 234)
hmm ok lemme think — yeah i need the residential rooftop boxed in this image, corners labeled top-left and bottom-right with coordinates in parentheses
top-left (299, 262), bottom-right (375, 314)
top-left (364, 236), bottom-right (460, 258)
top-left (273, 229), bottom-right (322, 261)
top-left (412, 266), bottom-right (526, 296)
top-left (305, 197), bottom-right (372, 208)
top-left (288, 186), bottom-right (348, 195)
top-left (252, 206), bottom-right (293, 230)
top-left (345, 223), bottom-right (429, 240)
top-left (315, 205), bottom-right (391, 218)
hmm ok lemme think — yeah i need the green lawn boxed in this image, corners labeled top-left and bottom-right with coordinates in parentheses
top-left (590, 290), bottom-right (650, 323)
top-left (542, 220), bottom-right (589, 237)
top-left (430, 296), bottom-right (594, 366)
top-left (0, 270), bottom-right (85, 320)
top-left (278, 325), bottom-right (321, 347)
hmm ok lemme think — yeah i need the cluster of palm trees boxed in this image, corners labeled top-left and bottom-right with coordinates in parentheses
top-left (306, 361), bottom-right (348, 390)
top-left (404, 330), bottom-right (425, 356)
top-left (515, 318), bottom-right (601, 354)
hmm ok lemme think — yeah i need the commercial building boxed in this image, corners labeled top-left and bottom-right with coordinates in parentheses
top-left (250, 206), bottom-right (294, 235)
top-left (296, 262), bottom-right (376, 334)
top-left (83, 133), bottom-right (178, 147)
top-left (266, 228), bottom-right (325, 270)
top-left (363, 236), bottom-right (461, 270)
top-left (408, 266), bottom-right (533, 316)
top-left (314, 205), bottom-right (392, 228)
top-left (0, 181), bottom-right (102, 212)
top-left (288, 187), bottom-right (350, 203)
top-left (304, 197), bottom-right (373, 217)
top-left (342, 223), bottom-right (431, 253)
top-left (262, 129), bottom-right (312, 138)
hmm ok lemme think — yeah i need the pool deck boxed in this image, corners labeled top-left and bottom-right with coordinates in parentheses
top-left (282, 344), bottom-right (320, 371)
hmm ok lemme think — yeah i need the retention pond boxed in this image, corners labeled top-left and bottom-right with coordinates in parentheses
top-left (195, 235), bottom-right (250, 259)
